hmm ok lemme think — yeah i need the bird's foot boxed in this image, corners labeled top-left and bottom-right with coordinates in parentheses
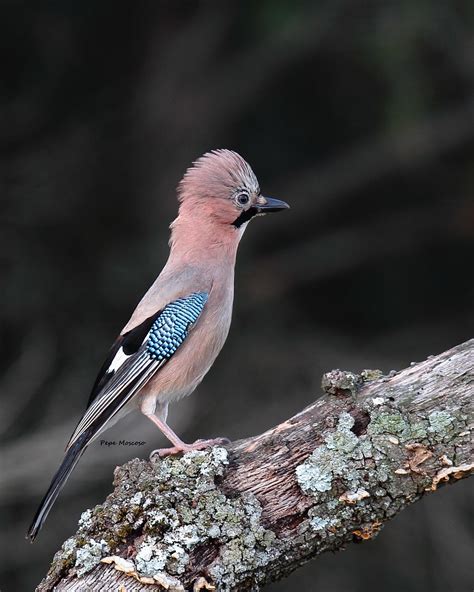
top-left (149, 437), bottom-right (230, 460)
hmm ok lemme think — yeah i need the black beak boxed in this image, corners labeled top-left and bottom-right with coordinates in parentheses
top-left (257, 196), bottom-right (290, 213)
top-left (232, 196), bottom-right (290, 228)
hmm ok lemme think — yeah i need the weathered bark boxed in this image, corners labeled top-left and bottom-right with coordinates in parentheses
top-left (38, 340), bottom-right (473, 591)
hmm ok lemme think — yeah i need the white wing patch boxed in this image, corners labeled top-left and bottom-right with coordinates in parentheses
top-left (66, 292), bottom-right (209, 451)
top-left (107, 347), bottom-right (131, 373)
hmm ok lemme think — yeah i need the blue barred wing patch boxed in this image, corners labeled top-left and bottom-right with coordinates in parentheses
top-left (66, 291), bottom-right (208, 450)
top-left (146, 292), bottom-right (208, 361)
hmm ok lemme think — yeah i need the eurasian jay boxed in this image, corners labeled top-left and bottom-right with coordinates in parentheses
top-left (27, 149), bottom-right (289, 540)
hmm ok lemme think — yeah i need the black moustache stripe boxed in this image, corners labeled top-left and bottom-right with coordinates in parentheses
top-left (232, 206), bottom-right (259, 228)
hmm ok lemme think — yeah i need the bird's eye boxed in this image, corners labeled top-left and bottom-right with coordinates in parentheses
top-left (236, 192), bottom-right (250, 206)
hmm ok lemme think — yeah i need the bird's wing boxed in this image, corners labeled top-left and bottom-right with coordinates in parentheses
top-left (66, 291), bottom-right (209, 451)
top-left (85, 313), bottom-right (160, 409)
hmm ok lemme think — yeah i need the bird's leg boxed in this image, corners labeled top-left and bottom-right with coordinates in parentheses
top-left (143, 406), bottom-right (229, 459)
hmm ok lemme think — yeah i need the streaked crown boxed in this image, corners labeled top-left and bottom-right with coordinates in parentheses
top-left (178, 149), bottom-right (260, 203)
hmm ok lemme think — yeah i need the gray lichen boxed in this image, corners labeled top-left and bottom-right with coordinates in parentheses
top-left (43, 447), bottom-right (277, 591)
top-left (296, 412), bottom-right (360, 495)
top-left (428, 410), bottom-right (455, 435)
top-left (38, 349), bottom-right (472, 592)
top-left (74, 539), bottom-right (109, 576)
top-left (294, 410), bottom-right (389, 548)
top-left (294, 396), bottom-right (469, 553)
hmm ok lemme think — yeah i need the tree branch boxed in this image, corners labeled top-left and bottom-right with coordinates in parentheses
top-left (37, 340), bottom-right (473, 591)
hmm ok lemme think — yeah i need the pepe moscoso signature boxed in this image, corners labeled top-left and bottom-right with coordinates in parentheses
top-left (100, 440), bottom-right (146, 447)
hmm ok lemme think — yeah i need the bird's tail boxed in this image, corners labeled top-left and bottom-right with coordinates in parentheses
top-left (27, 430), bottom-right (90, 541)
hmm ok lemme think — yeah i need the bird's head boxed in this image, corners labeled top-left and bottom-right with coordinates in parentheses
top-left (175, 149), bottom-right (289, 235)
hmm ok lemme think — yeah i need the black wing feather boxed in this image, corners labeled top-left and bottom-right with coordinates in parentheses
top-left (87, 335), bottom-right (124, 407)
top-left (28, 292), bottom-right (208, 540)
top-left (86, 310), bottom-right (163, 408)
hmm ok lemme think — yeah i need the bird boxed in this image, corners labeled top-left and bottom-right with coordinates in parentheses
top-left (27, 149), bottom-right (289, 541)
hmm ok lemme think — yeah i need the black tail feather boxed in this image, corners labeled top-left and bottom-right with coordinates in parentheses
top-left (27, 431), bottom-right (90, 541)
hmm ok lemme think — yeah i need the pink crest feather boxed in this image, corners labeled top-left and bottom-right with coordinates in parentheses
top-left (177, 149), bottom-right (259, 203)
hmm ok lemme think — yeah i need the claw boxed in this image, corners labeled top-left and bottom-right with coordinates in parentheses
top-left (149, 437), bottom-right (230, 461)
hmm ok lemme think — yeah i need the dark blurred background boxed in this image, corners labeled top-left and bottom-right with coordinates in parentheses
top-left (1, 1), bottom-right (473, 591)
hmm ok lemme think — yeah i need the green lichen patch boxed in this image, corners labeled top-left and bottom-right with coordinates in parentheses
top-left (367, 404), bottom-right (464, 447)
top-left (366, 403), bottom-right (431, 444)
top-left (428, 410), bottom-right (456, 436)
top-left (295, 409), bottom-right (422, 541)
top-left (296, 412), bottom-right (362, 496)
top-left (368, 412), bottom-right (410, 438)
